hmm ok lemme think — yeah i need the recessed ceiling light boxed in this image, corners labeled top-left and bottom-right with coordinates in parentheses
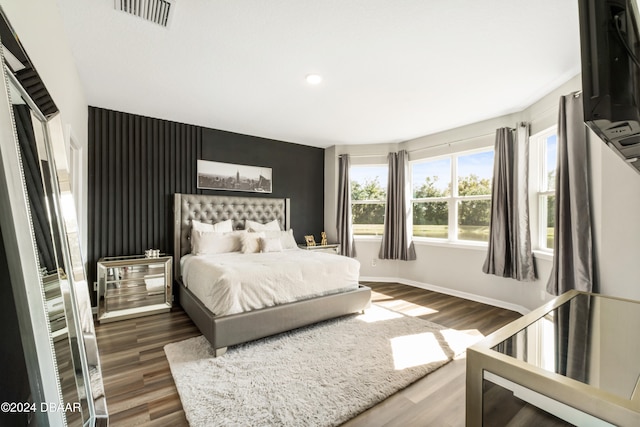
top-left (306, 74), bottom-right (322, 85)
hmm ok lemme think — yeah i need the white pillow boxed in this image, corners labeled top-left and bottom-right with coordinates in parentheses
top-left (260, 237), bottom-right (283, 253)
top-left (262, 229), bottom-right (297, 250)
top-left (245, 219), bottom-right (281, 232)
top-left (240, 232), bottom-right (265, 254)
top-left (192, 219), bottom-right (233, 233)
top-left (191, 230), bottom-right (245, 255)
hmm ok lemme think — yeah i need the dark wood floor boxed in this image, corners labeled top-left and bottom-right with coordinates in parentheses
top-left (95, 310), bottom-right (199, 426)
top-left (94, 282), bottom-right (521, 426)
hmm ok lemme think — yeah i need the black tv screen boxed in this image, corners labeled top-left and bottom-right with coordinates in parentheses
top-left (579, 0), bottom-right (640, 172)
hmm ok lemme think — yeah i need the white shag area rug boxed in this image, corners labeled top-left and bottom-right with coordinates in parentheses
top-left (164, 305), bottom-right (481, 427)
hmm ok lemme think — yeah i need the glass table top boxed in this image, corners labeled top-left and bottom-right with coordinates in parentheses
top-left (490, 293), bottom-right (640, 400)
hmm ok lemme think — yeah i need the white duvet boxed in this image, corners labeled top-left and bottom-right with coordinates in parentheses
top-left (181, 249), bottom-right (360, 316)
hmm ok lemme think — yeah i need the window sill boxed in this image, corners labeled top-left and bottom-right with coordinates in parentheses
top-left (533, 250), bottom-right (554, 261)
top-left (355, 236), bottom-right (553, 258)
top-left (353, 235), bottom-right (383, 242)
top-left (355, 235), bottom-right (489, 251)
top-left (413, 238), bottom-right (488, 251)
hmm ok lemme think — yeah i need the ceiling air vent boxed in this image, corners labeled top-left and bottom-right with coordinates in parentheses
top-left (114, 0), bottom-right (175, 27)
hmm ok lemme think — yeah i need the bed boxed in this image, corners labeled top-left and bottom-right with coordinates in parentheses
top-left (173, 193), bottom-right (371, 356)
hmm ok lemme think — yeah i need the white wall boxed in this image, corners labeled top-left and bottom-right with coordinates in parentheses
top-left (589, 129), bottom-right (640, 302)
top-left (0, 0), bottom-right (89, 255)
top-left (325, 75), bottom-right (584, 313)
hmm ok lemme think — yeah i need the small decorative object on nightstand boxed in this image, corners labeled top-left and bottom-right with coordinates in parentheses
top-left (298, 243), bottom-right (340, 254)
top-left (320, 231), bottom-right (328, 246)
top-left (97, 254), bottom-right (172, 323)
top-left (144, 248), bottom-right (160, 258)
top-left (304, 235), bottom-right (316, 246)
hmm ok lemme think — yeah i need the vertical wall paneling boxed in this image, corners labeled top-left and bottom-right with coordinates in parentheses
top-left (87, 107), bottom-right (202, 301)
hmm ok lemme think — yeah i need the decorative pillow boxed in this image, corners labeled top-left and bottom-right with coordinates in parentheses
top-left (245, 219), bottom-right (281, 232)
top-left (240, 231), bottom-right (265, 254)
top-left (262, 229), bottom-right (297, 250)
top-left (191, 230), bottom-right (245, 255)
top-left (260, 237), bottom-right (283, 253)
top-left (192, 219), bottom-right (233, 233)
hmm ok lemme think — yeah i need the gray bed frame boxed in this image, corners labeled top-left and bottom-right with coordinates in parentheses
top-left (173, 193), bottom-right (371, 356)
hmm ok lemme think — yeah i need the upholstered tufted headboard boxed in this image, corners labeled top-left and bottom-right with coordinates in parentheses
top-left (173, 193), bottom-right (290, 278)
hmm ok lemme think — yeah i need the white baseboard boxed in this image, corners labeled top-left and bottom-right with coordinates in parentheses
top-left (360, 276), bottom-right (530, 315)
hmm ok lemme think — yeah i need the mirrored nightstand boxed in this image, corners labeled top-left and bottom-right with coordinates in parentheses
top-left (97, 255), bottom-right (172, 323)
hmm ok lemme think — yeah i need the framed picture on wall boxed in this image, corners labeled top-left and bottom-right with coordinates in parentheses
top-left (197, 160), bottom-right (272, 193)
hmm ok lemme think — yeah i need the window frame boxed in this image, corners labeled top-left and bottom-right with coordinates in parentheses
top-left (349, 163), bottom-right (388, 237)
top-left (531, 126), bottom-right (558, 253)
top-left (410, 146), bottom-right (494, 244)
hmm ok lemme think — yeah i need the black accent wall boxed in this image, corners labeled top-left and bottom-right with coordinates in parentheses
top-left (88, 107), bottom-right (325, 301)
top-left (200, 127), bottom-right (324, 242)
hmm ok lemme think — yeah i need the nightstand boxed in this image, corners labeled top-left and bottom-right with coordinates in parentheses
top-left (298, 243), bottom-right (341, 254)
top-left (97, 255), bottom-right (172, 323)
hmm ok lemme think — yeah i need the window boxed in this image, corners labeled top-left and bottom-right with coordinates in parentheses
top-left (411, 148), bottom-right (494, 243)
top-left (411, 158), bottom-right (451, 239)
top-left (350, 165), bottom-right (387, 236)
top-left (534, 128), bottom-right (557, 251)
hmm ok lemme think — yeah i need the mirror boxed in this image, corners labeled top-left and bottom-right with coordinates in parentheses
top-left (0, 6), bottom-right (107, 427)
top-left (9, 76), bottom-right (89, 426)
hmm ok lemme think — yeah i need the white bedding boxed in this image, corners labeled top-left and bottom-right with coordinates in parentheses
top-left (181, 249), bottom-right (360, 316)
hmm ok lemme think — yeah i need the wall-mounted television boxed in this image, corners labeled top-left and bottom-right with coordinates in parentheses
top-left (579, 0), bottom-right (640, 173)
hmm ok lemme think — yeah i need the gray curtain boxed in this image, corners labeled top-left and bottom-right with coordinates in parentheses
top-left (547, 92), bottom-right (594, 295)
top-left (483, 125), bottom-right (536, 281)
top-left (555, 293), bottom-right (592, 383)
top-left (379, 150), bottom-right (416, 260)
top-left (337, 155), bottom-right (356, 257)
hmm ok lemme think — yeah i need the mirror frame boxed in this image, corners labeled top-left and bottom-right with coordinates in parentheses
top-left (0, 52), bottom-right (66, 427)
top-left (0, 6), bottom-right (107, 426)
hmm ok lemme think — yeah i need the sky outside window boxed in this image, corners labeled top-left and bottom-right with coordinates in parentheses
top-left (457, 151), bottom-right (494, 195)
top-left (412, 158), bottom-right (451, 197)
top-left (350, 166), bottom-right (388, 197)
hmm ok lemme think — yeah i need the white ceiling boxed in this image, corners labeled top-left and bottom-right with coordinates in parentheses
top-left (56, 0), bottom-right (581, 148)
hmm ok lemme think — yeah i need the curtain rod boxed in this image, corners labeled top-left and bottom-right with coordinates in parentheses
top-left (338, 123), bottom-right (533, 158)
top-left (405, 131), bottom-right (496, 155)
top-left (524, 90), bottom-right (580, 119)
top-left (339, 153), bottom-right (389, 159)
top-left (338, 132), bottom-right (495, 158)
